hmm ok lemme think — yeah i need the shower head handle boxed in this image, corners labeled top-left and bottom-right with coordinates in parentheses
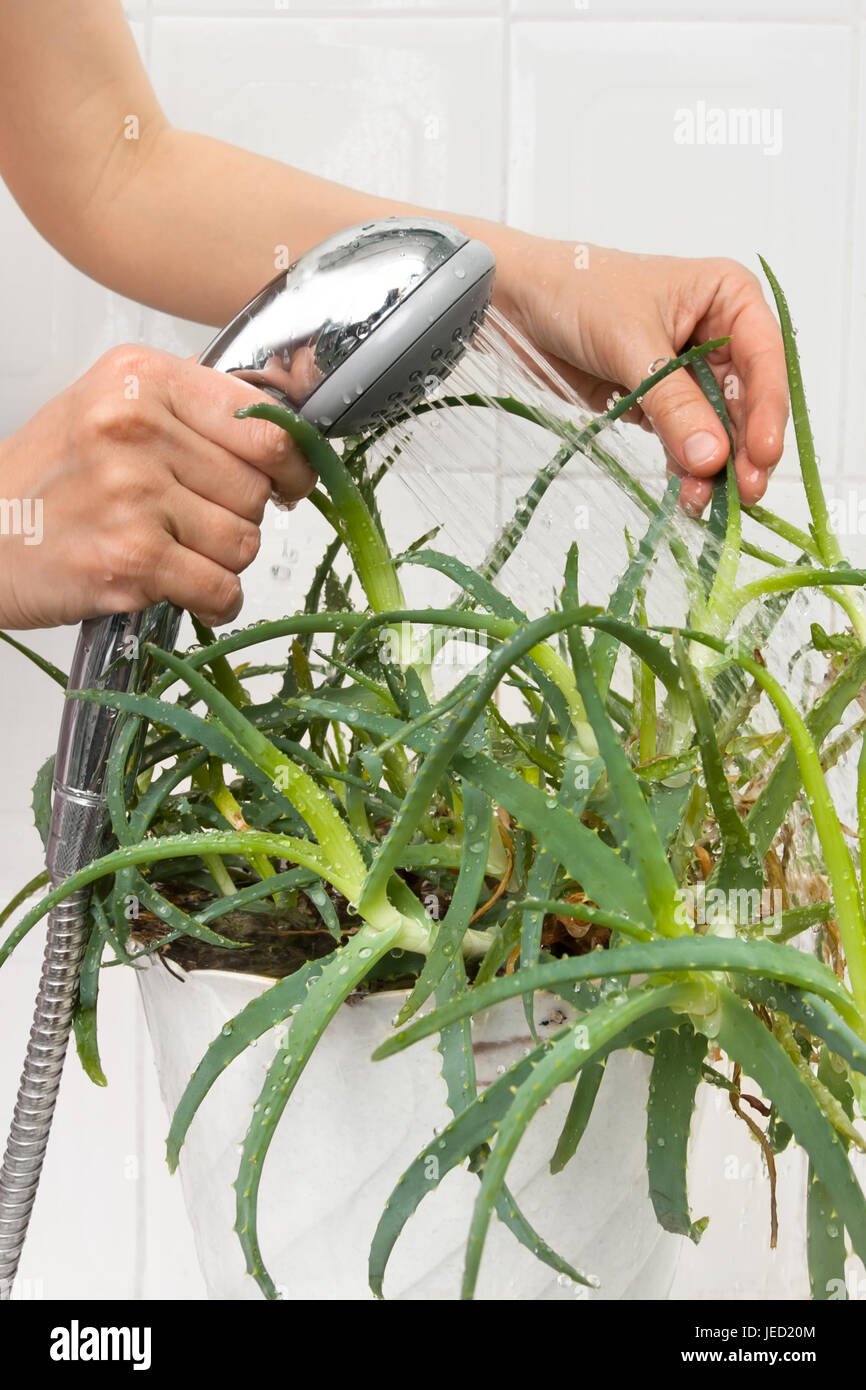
top-left (199, 215), bottom-right (496, 436)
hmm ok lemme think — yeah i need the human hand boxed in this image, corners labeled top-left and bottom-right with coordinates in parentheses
top-left (0, 345), bottom-right (315, 629)
top-left (492, 235), bottom-right (789, 515)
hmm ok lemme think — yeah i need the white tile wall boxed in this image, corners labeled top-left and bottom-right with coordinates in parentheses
top-left (513, 1), bottom-right (854, 17)
top-left (1, 0), bottom-right (865, 1301)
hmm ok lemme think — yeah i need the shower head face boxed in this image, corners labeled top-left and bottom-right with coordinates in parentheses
top-left (199, 217), bottom-right (495, 436)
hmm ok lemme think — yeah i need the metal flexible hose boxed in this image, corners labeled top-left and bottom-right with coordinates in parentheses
top-left (0, 605), bottom-right (179, 1300)
top-left (0, 888), bottom-right (91, 1298)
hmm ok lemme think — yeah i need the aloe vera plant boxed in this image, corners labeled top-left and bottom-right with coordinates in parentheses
top-left (5, 264), bottom-right (866, 1301)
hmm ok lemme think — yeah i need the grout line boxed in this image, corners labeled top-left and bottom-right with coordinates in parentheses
top-left (143, 0), bottom-right (154, 64)
top-left (499, 0), bottom-right (510, 227)
top-left (509, 8), bottom-right (858, 21)
top-left (142, 7), bottom-right (862, 27)
top-left (132, 991), bottom-right (148, 1301)
top-left (838, 13), bottom-right (862, 475)
top-left (149, 6), bottom-right (504, 18)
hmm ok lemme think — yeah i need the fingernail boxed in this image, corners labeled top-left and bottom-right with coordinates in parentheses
top-left (683, 431), bottom-right (722, 469)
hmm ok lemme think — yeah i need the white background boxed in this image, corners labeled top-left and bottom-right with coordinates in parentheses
top-left (1, 0), bottom-right (863, 1300)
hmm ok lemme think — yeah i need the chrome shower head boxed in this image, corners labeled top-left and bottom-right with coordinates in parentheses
top-left (199, 216), bottom-right (496, 436)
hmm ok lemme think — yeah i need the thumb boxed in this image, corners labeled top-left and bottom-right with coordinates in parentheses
top-left (624, 339), bottom-right (729, 481)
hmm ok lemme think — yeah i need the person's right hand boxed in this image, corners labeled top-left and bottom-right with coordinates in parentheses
top-left (0, 345), bottom-right (315, 630)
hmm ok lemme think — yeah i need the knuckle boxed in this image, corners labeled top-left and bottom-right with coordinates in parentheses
top-left (208, 571), bottom-right (242, 622)
top-left (243, 415), bottom-right (289, 469)
top-left (79, 394), bottom-right (154, 453)
top-left (99, 343), bottom-right (154, 380)
top-left (234, 520), bottom-right (261, 570)
top-left (282, 458), bottom-right (317, 502)
top-left (93, 456), bottom-right (147, 508)
top-left (714, 256), bottom-right (760, 292)
top-left (96, 525), bottom-right (162, 586)
top-left (240, 468), bottom-right (272, 519)
top-left (644, 381), bottom-right (692, 422)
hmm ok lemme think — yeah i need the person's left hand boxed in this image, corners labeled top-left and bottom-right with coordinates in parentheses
top-left (490, 235), bottom-right (789, 515)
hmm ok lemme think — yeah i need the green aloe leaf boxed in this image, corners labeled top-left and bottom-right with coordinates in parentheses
top-left (373, 936), bottom-right (861, 1059)
top-left (434, 957), bottom-right (593, 1290)
top-left (358, 605), bottom-right (597, 914)
top-left (0, 868), bottom-right (50, 944)
top-left (673, 632), bottom-right (762, 906)
top-left (400, 548), bottom-right (527, 624)
top-left (302, 880), bottom-right (341, 941)
top-left (0, 630), bottom-right (68, 687)
top-left (72, 914), bottom-right (108, 1087)
top-left (144, 644), bottom-right (364, 886)
top-left (807, 1047), bottom-right (854, 1300)
top-left (460, 981), bottom-right (699, 1298)
top-left (759, 258), bottom-right (841, 569)
top-left (693, 360), bottom-right (735, 599)
top-left (31, 754), bottom-right (55, 849)
top-left (166, 955), bottom-right (327, 1171)
top-left (514, 898), bottom-right (651, 942)
top-left (123, 871), bottom-right (240, 951)
top-left (3, 828), bottom-right (362, 972)
top-left (716, 987), bottom-right (866, 1271)
top-left (74, 687), bottom-right (290, 819)
top-left (236, 922), bottom-right (401, 1298)
top-left (567, 624), bottom-right (682, 936)
top-left (646, 1022), bottom-right (708, 1242)
top-left (195, 866), bottom-right (318, 923)
top-left (747, 648), bottom-right (866, 854)
top-left (590, 477), bottom-right (678, 695)
top-left (744, 977), bottom-right (866, 1078)
top-left (265, 689), bottom-right (685, 933)
top-left (550, 1062), bottom-right (606, 1175)
top-left (589, 616), bottom-right (683, 697)
top-left (369, 1034), bottom-right (550, 1299)
top-left (519, 741), bottom-right (605, 1031)
top-left (397, 781), bottom-right (492, 1024)
top-left (677, 630), bottom-right (866, 1019)
top-left (807, 1168), bottom-right (847, 1301)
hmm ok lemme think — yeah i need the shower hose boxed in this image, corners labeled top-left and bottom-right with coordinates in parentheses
top-left (0, 602), bottom-right (179, 1298)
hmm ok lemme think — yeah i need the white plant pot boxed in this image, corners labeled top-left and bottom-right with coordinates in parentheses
top-left (139, 959), bottom-right (689, 1300)
top-left (138, 961), bottom-right (691, 1301)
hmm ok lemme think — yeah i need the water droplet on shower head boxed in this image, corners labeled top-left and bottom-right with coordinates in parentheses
top-left (454, 266), bottom-right (467, 280)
